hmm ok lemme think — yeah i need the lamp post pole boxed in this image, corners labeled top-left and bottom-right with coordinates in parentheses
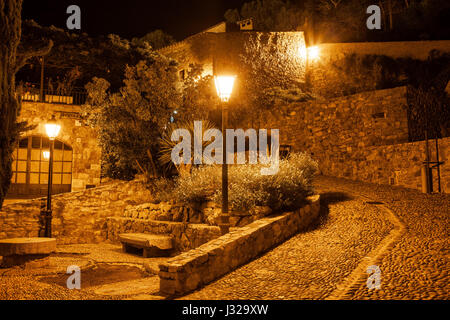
top-left (220, 101), bottom-right (230, 235)
top-left (45, 138), bottom-right (54, 238)
top-left (44, 115), bottom-right (61, 238)
top-left (39, 56), bottom-right (45, 102)
top-left (214, 75), bottom-right (236, 235)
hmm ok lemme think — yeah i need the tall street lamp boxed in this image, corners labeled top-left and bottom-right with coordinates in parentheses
top-left (44, 115), bottom-right (61, 238)
top-left (214, 75), bottom-right (236, 235)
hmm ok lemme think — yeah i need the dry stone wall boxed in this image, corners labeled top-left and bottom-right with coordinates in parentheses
top-left (159, 195), bottom-right (320, 295)
top-left (349, 137), bottom-right (450, 192)
top-left (308, 40), bottom-right (450, 98)
top-left (0, 180), bottom-right (152, 243)
top-left (255, 86), bottom-right (448, 193)
top-left (106, 218), bottom-right (221, 252)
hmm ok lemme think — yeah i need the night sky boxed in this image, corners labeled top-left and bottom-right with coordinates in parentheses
top-left (22, 0), bottom-right (250, 41)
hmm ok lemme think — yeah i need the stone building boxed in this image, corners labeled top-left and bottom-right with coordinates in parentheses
top-left (160, 23), bottom-right (450, 193)
top-left (158, 22), bottom-right (307, 86)
top-left (7, 101), bottom-right (101, 199)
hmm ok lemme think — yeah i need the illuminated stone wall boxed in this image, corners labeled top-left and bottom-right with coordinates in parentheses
top-left (159, 31), bottom-right (307, 84)
top-left (308, 40), bottom-right (450, 98)
top-left (255, 86), bottom-right (449, 193)
top-left (13, 101), bottom-right (101, 193)
top-left (0, 180), bottom-right (152, 242)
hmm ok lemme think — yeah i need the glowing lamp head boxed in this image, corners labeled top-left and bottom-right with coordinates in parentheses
top-left (307, 46), bottom-right (320, 61)
top-left (45, 115), bottom-right (61, 140)
top-left (214, 75), bottom-right (236, 102)
top-left (42, 150), bottom-right (50, 160)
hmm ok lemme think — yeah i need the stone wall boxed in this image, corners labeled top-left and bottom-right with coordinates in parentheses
top-left (159, 195), bottom-right (320, 295)
top-left (315, 40), bottom-right (450, 62)
top-left (344, 137), bottom-right (450, 192)
top-left (254, 86), bottom-right (409, 161)
top-left (13, 102), bottom-right (101, 192)
top-left (253, 86), bottom-right (449, 193)
top-left (159, 31), bottom-right (307, 84)
top-left (308, 40), bottom-right (450, 98)
top-left (0, 180), bottom-right (152, 243)
top-left (117, 201), bottom-right (272, 228)
top-left (0, 179), bottom-right (224, 251)
top-left (106, 218), bottom-right (221, 252)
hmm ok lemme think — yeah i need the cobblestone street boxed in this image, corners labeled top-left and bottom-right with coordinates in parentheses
top-left (182, 176), bottom-right (449, 300)
top-left (0, 176), bottom-right (448, 300)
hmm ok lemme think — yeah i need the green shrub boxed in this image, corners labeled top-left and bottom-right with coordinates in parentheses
top-left (173, 165), bottom-right (221, 205)
top-left (172, 152), bottom-right (318, 212)
top-left (146, 177), bottom-right (176, 203)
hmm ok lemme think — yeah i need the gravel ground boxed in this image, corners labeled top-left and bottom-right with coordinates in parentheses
top-left (181, 177), bottom-right (396, 300)
top-left (0, 243), bottom-right (166, 300)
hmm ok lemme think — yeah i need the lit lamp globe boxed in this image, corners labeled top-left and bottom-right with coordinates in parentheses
top-left (45, 115), bottom-right (61, 140)
top-left (214, 75), bottom-right (236, 102)
top-left (307, 46), bottom-right (320, 61)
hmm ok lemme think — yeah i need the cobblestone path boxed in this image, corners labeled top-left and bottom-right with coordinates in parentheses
top-left (182, 176), bottom-right (449, 300)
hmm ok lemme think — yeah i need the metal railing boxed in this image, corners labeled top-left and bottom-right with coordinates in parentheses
top-left (19, 83), bottom-right (87, 106)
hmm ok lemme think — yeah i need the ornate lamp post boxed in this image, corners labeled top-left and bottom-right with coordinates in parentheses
top-left (44, 115), bottom-right (61, 238)
top-left (214, 75), bottom-right (236, 235)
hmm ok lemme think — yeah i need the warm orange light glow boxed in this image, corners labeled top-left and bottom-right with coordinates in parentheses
top-left (214, 75), bottom-right (236, 102)
top-left (308, 46), bottom-right (320, 61)
top-left (45, 115), bottom-right (61, 140)
top-left (43, 150), bottom-right (50, 160)
top-left (298, 45), bottom-right (307, 61)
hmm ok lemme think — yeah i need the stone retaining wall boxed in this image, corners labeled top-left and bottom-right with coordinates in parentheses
top-left (257, 86), bottom-right (409, 152)
top-left (309, 40), bottom-right (450, 98)
top-left (122, 201), bottom-right (273, 228)
top-left (253, 86), bottom-right (449, 193)
top-left (0, 180), bottom-right (152, 243)
top-left (340, 137), bottom-right (450, 192)
top-left (159, 195), bottom-right (320, 295)
top-left (105, 218), bottom-right (221, 252)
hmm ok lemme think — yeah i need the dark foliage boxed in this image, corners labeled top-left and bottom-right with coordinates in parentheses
top-left (17, 20), bottom-right (162, 91)
top-left (225, 0), bottom-right (450, 43)
top-left (0, 1), bottom-right (51, 209)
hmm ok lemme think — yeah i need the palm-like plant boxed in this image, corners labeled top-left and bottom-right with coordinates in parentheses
top-left (159, 120), bottom-right (218, 176)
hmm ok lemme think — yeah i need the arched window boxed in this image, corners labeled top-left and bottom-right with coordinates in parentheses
top-left (8, 136), bottom-right (73, 198)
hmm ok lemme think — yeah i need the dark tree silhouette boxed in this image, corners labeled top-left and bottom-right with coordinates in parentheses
top-left (132, 29), bottom-right (175, 50)
top-left (0, 0), bottom-right (51, 209)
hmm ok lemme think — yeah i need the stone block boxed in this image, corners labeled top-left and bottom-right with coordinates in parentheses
top-left (159, 278), bottom-right (176, 295)
top-left (0, 238), bottom-right (56, 256)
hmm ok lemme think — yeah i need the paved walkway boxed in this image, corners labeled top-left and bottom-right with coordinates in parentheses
top-left (1, 176), bottom-right (448, 300)
top-left (182, 176), bottom-right (449, 300)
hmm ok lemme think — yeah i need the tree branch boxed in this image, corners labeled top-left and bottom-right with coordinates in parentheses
top-left (15, 39), bottom-right (53, 72)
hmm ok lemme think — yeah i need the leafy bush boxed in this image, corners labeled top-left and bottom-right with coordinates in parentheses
top-left (146, 177), bottom-right (176, 203)
top-left (84, 56), bottom-right (180, 180)
top-left (172, 152), bottom-right (318, 212)
top-left (173, 165), bottom-right (222, 205)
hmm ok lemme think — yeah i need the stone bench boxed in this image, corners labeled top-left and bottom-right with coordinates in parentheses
top-left (0, 237), bottom-right (56, 268)
top-left (119, 233), bottom-right (173, 258)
